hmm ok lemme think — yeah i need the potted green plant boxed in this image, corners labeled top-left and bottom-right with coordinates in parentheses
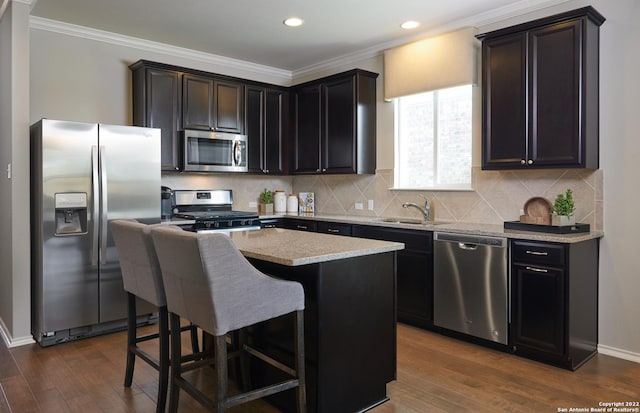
top-left (259, 188), bottom-right (274, 214)
top-left (552, 188), bottom-right (576, 226)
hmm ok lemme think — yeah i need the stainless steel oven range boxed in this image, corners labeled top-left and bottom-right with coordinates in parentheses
top-left (172, 189), bottom-right (260, 233)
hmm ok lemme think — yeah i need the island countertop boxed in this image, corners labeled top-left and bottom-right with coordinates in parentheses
top-left (227, 227), bottom-right (404, 266)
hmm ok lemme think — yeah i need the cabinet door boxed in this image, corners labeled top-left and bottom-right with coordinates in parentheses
top-left (213, 80), bottom-right (244, 133)
top-left (294, 85), bottom-right (322, 173)
top-left (245, 85), bottom-right (265, 173)
top-left (264, 89), bottom-right (288, 174)
top-left (512, 262), bottom-right (565, 356)
top-left (135, 68), bottom-right (181, 171)
top-left (182, 74), bottom-right (213, 130)
top-left (323, 76), bottom-right (356, 173)
top-left (528, 19), bottom-right (582, 167)
top-left (352, 225), bottom-right (433, 328)
top-left (396, 250), bottom-right (433, 327)
top-left (246, 87), bottom-right (288, 174)
top-left (482, 33), bottom-right (527, 169)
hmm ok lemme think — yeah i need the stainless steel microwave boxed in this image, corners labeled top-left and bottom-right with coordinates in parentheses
top-left (182, 130), bottom-right (247, 172)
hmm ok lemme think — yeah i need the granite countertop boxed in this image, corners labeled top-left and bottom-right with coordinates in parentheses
top-left (227, 227), bottom-right (404, 266)
top-left (261, 213), bottom-right (604, 244)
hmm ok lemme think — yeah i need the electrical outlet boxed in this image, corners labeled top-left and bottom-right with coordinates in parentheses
top-left (355, 202), bottom-right (364, 210)
top-left (249, 201), bottom-right (257, 208)
top-left (368, 200), bottom-right (374, 210)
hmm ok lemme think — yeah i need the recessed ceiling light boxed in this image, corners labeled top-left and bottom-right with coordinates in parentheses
top-left (401, 21), bottom-right (420, 30)
top-left (284, 17), bottom-right (304, 27)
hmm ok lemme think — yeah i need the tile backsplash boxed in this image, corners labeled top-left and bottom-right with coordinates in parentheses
top-left (293, 168), bottom-right (603, 230)
top-left (163, 167), bottom-right (603, 230)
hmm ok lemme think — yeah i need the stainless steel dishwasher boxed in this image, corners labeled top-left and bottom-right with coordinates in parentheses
top-left (433, 232), bottom-right (508, 345)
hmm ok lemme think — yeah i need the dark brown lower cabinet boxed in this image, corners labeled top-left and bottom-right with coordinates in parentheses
top-left (510, 239), bottom-right (599, 370)
top-left (352, 225), bottom-right (433, 328)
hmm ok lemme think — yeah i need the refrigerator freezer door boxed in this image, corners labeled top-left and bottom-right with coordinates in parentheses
top-left (32, 119), bottom-right (100, 334)
top-left (98, 124), bottom-right (161, 322)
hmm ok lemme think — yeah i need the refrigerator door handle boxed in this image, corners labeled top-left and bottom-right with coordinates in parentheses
top-left (99, 145), bottom-right (108, 265)
top-left (91, 145), bottom-right (100, 266)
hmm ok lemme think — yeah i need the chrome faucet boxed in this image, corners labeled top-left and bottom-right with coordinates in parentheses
top-left (403, 199), bottom-right (431, 221)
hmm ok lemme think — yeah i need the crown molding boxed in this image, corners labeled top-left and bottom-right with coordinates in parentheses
top-left (29, 16), bottom-right (293, 85)
top-left (292, 0), bottom-right (572, 80)
top-left (28, 0), bottom-right (571, 85)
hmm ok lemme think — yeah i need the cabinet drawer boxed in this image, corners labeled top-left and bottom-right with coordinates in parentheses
top-left (511, 240), bottom-right (565, 266)
top-left (352, 225), bottom-right (432, 251)
top-left (317, 221), bottom-right (352, 236)
top-left (284, 219), bottom-right (317, 232)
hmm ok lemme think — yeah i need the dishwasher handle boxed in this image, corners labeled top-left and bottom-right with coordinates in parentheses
top-left (434, 232), bottom-right (507, 248)
top-left (458, 242), bottom-right (478, 251)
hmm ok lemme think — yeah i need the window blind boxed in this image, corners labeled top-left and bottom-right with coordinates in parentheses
top-left (383, 27), bottom-right (479, 100)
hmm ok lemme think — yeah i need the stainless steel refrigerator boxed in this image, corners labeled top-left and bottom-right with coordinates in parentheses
top-left (30, 119), bottom-right (160, 346)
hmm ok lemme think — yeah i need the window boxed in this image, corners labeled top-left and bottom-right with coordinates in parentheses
top-left (394, 84), bottom-right (472, 190)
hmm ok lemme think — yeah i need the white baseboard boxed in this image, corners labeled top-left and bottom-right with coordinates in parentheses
top-left (598, 344), bottom-right (640, 364)
top-left (0, 317), bottom-right (35, 348)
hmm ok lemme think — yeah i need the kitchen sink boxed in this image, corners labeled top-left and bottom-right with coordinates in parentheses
top-left (372, 218), bottom-right (449, 226)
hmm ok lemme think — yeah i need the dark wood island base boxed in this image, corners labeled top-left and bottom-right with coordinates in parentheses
top-left (247, 252), bottom-right (397, 413)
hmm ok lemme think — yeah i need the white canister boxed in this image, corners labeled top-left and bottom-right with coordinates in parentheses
top-left (274, 190), bottom-right (286, 213)
top-left (287, 194), bottom-right (299, 214)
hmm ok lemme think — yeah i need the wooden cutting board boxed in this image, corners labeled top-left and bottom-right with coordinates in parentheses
top-left (520, 197), bottom-right (553, 225)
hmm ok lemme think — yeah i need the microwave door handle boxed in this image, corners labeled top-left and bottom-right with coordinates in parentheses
top-left (233, 140), bottom-right (242, 166)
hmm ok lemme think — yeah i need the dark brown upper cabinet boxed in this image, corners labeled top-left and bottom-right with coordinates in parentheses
top-left (182, 74), bottom-right (244, 134)
top-left (130, 61), bottom-right (378, 175)
top-left (245, 85), bottom-right (289, 174)
top-left (130, 61), bottom-right (182, 172)
top-left (477, 7), bottom-right (605, 170)
top-left (293, 69), bottom-right (378, 175)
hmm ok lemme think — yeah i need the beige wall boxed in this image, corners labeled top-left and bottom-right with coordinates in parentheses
top-left (0, 0), bottom-right (634, 362)
top-left (0, 0), bottom-right (31, 344)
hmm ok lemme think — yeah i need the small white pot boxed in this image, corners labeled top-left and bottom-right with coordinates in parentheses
top-left (552, 215), bottom-right (576, 226)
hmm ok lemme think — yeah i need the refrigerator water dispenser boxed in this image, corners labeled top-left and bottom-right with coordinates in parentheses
top-left (54, 192), bottom-right (88, 235)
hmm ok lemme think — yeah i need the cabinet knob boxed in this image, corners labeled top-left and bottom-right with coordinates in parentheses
top-left (322, 168), bottom-right (327, 172)
top-left (520, 159), bottom-right (526, 165)
top-left (527, 159), bottom-right (533, 165)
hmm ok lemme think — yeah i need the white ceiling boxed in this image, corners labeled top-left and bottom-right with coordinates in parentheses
top-left (29, 0), bottom-right (566, 72)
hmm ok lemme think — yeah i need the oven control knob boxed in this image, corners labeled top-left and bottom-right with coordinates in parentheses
top-left (227, 220), bottom-right (233, 227)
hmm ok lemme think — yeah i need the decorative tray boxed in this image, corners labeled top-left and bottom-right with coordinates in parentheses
top-left (504, 221), bottom-right (590, 234)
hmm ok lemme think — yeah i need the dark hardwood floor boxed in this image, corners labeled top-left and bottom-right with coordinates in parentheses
top-left (2, 323), bottom-right (639, 412)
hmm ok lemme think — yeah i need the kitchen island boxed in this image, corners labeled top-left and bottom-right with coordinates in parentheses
top-left (227, 228), bottom-right (404, 413)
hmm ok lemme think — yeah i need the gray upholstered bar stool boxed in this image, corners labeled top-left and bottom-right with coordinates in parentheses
top-left (111, 220), bottom-right (201, 413)
top-left (150, 226), bottom-right (307, 413)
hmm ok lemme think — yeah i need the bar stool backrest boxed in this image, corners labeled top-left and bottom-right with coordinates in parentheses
top-left (150, 227), bottom-right (304, 337)
top-left (111, 220), bottom-right (168, 307)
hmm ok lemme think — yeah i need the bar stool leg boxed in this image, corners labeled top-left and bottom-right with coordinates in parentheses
top-left (215, 335), bottom-right (228, 413)
top-left (295, 310), bottom-right (307, 413)
top-left (157, 306), bottom-right (170, 413)
top-left (124, 292), bottom-right (137, 388)
top-left (168, 312), bottom-right (182, 413)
